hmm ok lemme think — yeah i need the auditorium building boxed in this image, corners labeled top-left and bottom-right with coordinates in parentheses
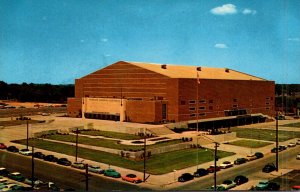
top-left (67, 61), bottom-right (275, 127)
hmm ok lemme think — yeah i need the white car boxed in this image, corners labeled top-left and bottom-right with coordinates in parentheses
top-left (0, 178), bottom-right (8, 183)
top-left (19, 149), bottom-right (32, 156)
top-left (222, 180), bottom-right (237, 189)
top-left (288, 142), bottom-right (296, 147)
top-left (297, 153), bottom-right (300, 160)
top-left (1, 184), bottom-right (18, 191)
top-left (296, 139), bottom-right (300, 145)
top-left (220, 161), bottom-right (234, 169)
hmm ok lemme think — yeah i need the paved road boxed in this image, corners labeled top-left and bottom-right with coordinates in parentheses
top-left (0, 150), bottom-right (148, 191)
top-left (175, 146), bottom-right (300, 190)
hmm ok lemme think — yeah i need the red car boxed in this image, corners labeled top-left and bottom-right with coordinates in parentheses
top-left (121, 174), bottom-right (142, 184)
top-left (0, 143), bottom-right (7, 149)
top-left (207, 165), bottom-right (221, 173)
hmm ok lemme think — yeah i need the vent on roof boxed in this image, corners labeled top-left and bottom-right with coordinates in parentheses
top-left (161, 64), bottom-right (167, 69)
top-left (197, 67), bottom-right (202, 71)
top-left (225, 68), bottom-right (230, 73)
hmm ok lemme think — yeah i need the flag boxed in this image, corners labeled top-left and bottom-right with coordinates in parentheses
top-left (197, 72), bottom-right (200, 84)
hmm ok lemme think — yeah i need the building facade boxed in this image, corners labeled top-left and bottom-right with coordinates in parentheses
top-left (67, 61), bottom-right (275, 124)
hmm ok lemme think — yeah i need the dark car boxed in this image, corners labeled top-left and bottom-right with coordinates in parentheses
top-left (234, 175), bottom-right (249, 185)
top-left (44, 155), bottom-right (58, 162)
top-left (33, 152), bottom-right (45, 159)
top-left (194, 168), bottom-right (208, 177)
top-left (7, 146), bottom-right (19, 153)
top-left (279, 145), bottom-right (287, 151)
top-left (57, 158), bottom-right (71, 166)
top-left (262, 163), bottom-right (276, 173)
top-left (178, 173), bottom-right (194, 182)
top-left (0, 167), bottom-right (9, 176)
top-left (234, 158), bottom-right (247, 165)
top-left (207, 165), bottom-right (221, 173)
top-left (271, 147), bottom-right (280, 153)
top-left (254, 152), bottom-right (264, 159)
top-left (267, 182), bottom-right (280, 190)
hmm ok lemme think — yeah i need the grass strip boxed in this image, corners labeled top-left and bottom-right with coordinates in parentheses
top-left (13, 139), bottom-right (234, 175)
top-left (231, 128), bottom-right (300, 142)
top-left (78, 130), bottom-right (143, 140)
top-left (43, 134), bottom-right (182, 151)
top-left (227, 139), bottom-right (272, 148)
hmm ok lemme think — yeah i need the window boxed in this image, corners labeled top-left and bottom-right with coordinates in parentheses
top-left (266, 97), bottom-right (270, 100)
top-left (266, 102), bottom-right (270, 105)
top-left (233, 104), bottom-right (238, 108)
top-left (189, 107), bottom-right (196, 111)
top-left (199, 99), bottom-right (206, 103)
top-left (180, 100), bottom-right (186, 105)
top-left (209, 100), bottom-right (213, 104)
top-left (199, 106), bottom-right (206, 110)
top-left (209, 106), bottom-right (213, 110)
top-left (189, 100), bottom-right (196, 104)
top-left (199, 113), bottom-right (206, 116)
top-left (190, 114), bottom-right (196, 117)
top-left (266, 107), bottom-right (270, 110)
top-left (233, 98), bottom-right (238, 102)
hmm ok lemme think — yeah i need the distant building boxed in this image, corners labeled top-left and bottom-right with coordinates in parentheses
top-left (67, 61), bottom-right (275, 128)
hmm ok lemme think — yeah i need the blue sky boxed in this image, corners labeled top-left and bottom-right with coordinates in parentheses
top-left (0, 0), bottom-right (299, 84)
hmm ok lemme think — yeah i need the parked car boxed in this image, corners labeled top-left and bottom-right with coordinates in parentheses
top-left (33, 152), bottom-right (45, 159)
top-left (288, 142), bottom-right (296, 147)
top-left (291, 185), bottom-right (300, 190)
top-left (43, 155), bottom-right (58, 162)
top-left (24, 177), bottom-right (44, 186)
top-left (178, 173), bottom-right (194, 182)
top-left (254, 152), bottom-right (264, 159)
top-left (255, 180), bottom-right (269, 190)
top-left (208, 185), bottom-right (226, 191)
top-left (104, 169), bottom-right (121, 178)
top-left (0, 143), bottom-right (7, 149)
top-left (271, 147), bottom-right (279, 153)
top-left (296, 153), bottom-right (300, 160)
top-left (246, 154), bottom-right (257, 161)
top-left (88, 165), bottom-right (104, 174)
top-left (19, 148), bottom-right (32, 156)
top-left (234, 158), bottom-right (247, 165)
top-left (0, 168), bottom-right (9, 176)
top-left (7, 172), bottom-right (25, 182)
top-left (1, 184), bottom-right (19, 192)
top-left (6, 146), bottom-right (19, 153)
top-left (207, 165), bottom-right (221, 173)
top-left (262, 163), bottom-right (276, 173)
top-left (297, 139), bottom-right (300, 145)
top-left (193, 168), bottom-right (208, 177)
top-left (279, 145), bottom-right (287, 151)
top-left (121, 174), bottom-right (142, 183)
top-left (220, 161), bottom-right (233, 169)
top-left (222, 180), bottom-right (236, 189)
top-left (71, 162), bottom-right (85, 169)
top-left (57, 158), bottom-right (71, 166)
top-left (234, 175), bottom-right (249, 185)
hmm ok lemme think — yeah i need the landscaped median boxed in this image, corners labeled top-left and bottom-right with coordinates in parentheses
top-left (12, 139), bottom-right (235, 175)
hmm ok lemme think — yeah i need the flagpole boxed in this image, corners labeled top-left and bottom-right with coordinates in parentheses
top-left (196, 71), bottom-right (200, 132)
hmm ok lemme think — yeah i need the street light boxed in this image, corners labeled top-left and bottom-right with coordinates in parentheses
top-left (205, 142), bottom-right (220, 191)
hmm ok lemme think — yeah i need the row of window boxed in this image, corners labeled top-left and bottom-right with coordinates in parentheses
top-left (190, 113), bottom-right (206, 117)
top-left (185, 97), bottom-right (273, 105)
top-left (189, 106), bottom-right (213, 111)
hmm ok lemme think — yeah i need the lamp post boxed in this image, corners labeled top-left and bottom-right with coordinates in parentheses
top-left (205, 142), bottom-right (220, 191)
top-left (275, 111), bottom-right (279, 172)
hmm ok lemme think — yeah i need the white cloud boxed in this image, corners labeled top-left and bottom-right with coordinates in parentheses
top-left (242, 8), bottom-right (257, 15)
top-left (101, 38), bottom-right (108, 42)
top-left (211, 4), bottom-right (237, 15)
top-left (287, 37), bottom-right (300, 42)
top-left (214, 43), bottom-right (228, 49)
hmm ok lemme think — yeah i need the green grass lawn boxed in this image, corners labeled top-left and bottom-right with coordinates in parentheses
top-left (13, 139), bottom-right (234, 175)
top-left (279, 122), bottom-right (300, 128)
top-left (78, 130), bottom-right (143, 140)
top-left (231, 128), bottom-right (300, 142)
top-left (227, 139), bottom-right (272, 148)
top-left (43, 134), bottom-right (182, 151)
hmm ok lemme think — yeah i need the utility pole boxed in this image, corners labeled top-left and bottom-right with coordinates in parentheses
top-left (85, 163), bottom-right (89, 191)
top-left (276, 111), bottom-right (279, 171)
top-left (31, 146), bottom-right (35, 189)
top-left (214, 142), bottom-right (220, 191)
top-left (26, 120), bottom-right (29, 149)
top-left (143, 136), bottom-right (146, 182)
top-left (76, 128), bottom-right (79, 162)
